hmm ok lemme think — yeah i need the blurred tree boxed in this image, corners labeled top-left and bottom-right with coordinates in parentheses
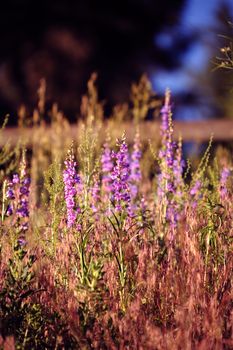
top-left (0, 0), bottom-right (185, 120)
top-left (211, 6), bottom-right (233, 119)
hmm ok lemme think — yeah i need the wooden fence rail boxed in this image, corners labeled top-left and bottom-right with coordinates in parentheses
top-left (1, 119), bottom-right (233, 146)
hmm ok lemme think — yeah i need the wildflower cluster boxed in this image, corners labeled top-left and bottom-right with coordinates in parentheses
top-left (157, 89), bottom-right (184, 230)
top-left (101, 138), bottom-right (113, 202)
top-left (219, 167), bottom-right (230, 200)
top-left (130, 130), bottom-right (142, 199)
top-left (1, 83), bottom-right (233, 349)
top-left (4, 154), bottom-right (30, 243)
top-left (111, 134), bottom-right (131, 213)
top-left (63, 146), bottom-right (81, 228)
top-left (101, 132), bottom-right (142, 217)
top-left (90, 175), bottom-right (100, 214)
top-left (157, 89), bottom-right (175, 196)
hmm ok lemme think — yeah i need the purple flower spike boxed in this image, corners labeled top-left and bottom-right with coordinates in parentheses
top-left (6, 187), bottom-right (15, 199)
top-left (190, 180), bottom-right (201, 196)
top-left (6, 155), bottom-right (30, 220)
top-left (220, 167), bottom-right (231, 199)
top-left (6, 204), bottom-right (13, 216)
top-left (63, 146), bottom-right (81, 228)
top-left (157, 89), bottom-right (185, 230)
top-left (111, 134), bottom-right (131, 212)
top-left (17, 199), bottom-right (29, 218)
top-left (91, 176), bottom-right (100, 214)
top-left (17, 160), bottom-right (30, 220)
top-left (4, 152), bottom-right (31, 246)
top-left (157, 90), bottom-right (175, 200)
top-left (12, 174), bottom-right (20, 184)
top-left (101, 139), bottom-right (113, 198)
top-left (18, 238), bottom-right (27, 247)
top-left (130, 131), bottom-right (142, 200)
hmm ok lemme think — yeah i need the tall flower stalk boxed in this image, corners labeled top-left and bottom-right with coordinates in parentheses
top-left (107, 134), bottom-right (132, 311)
top-left (90, 174), bottom-right (100, 215)
top-left (130, 130), bottom-right (142, 199)
top-left (157, 89), bottom-right (184, 233)
top-left (189, 179), bottom-right (202, 209)
top-left (129, 130), bottom-right (142, 217)
top-left (219, 167), bottom-right (230, 200)
top-left (101, 136), bottom-right (113, 212)
top-left (111, 134), bottom-right (131, 213)
top-left (157, 89), bottom-right (175, 226)
top-left (63, 146), bottom-right (80, 228)
top-left (4, 151), bottom-right (30, 245)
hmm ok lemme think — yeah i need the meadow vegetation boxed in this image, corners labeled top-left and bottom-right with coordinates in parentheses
top-left (0, 75), bottom-right (232, 349)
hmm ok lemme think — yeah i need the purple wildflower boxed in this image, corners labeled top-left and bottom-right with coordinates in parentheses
top-left (160, 97), bottom-right (171, 136)
top-left (101, 139), bottom-right (113, 198)
top-left (17, 156), bottom-right (30, 220)
top-left (157, 89), bottom-right (176, 200)
top-left (130, 131), bottom-right (142, 199)
top-left (6, 204), bottom-right (13, 216)
top-left (157, 90), bottom-right (175, 194)
top-left (6, 187), bottom-right (15, 200)
top-left (190, 180), bottom-right (201, 196)
top-left (189, 179), bottom-right (202, 209)
top-left (17, 237), bottom-right (27, 247)
top-left (6, 160), bottom-right (30, 220)
top-left (111, 134), bottom-right (131, 212)
top-left (220, 167), bottom-right (230, 199)
top-left (90, 175), bottom-right (100, 214)
top-left (12, 174), bottom-right (20, 184)
top-left (140, 196), bottom-right (147, 213)
top-left (157, 89), bottom-right (185, 231)
top-left (173, 138), bottom-right (185, 194)
top-left (5, 152), bottom-right (30, 240)
top-left (166, 205), bottom-right (179, 230)
top-left (17, 199), bottom-right (29, 218)
top-left (63, 147), bottom-right (81, 228)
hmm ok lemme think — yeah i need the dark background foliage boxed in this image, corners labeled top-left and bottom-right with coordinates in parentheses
top-left (0, 0), bottom-right (232, 121)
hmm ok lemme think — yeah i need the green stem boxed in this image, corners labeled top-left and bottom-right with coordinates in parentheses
top-left (78, 239), bottom-right (86, 285)
top-left (1, 180), bottom-right (7, 223)
top-left (117, 240), bottom-right (127, 311)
